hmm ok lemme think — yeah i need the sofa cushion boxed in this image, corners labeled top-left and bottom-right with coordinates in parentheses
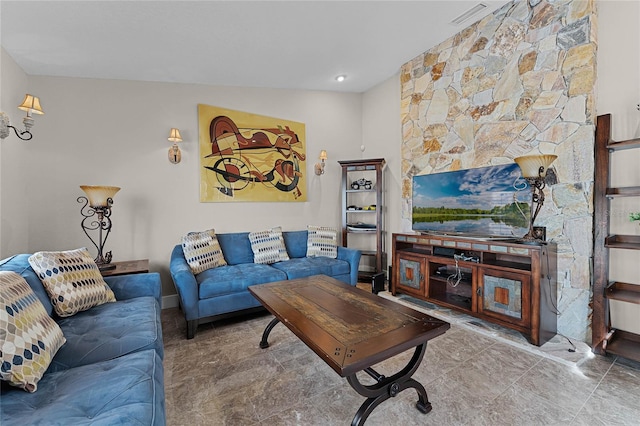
top-left (0, 349), bottom-right (165, 426)
top-left (307, 225), bottom-right (338, 258)
top-left (0, 272), bottom-right (66, 392)
top-left (47, 296), bottom-right (163, 373)
top-left (182, 228), bottom-right (227, 274)
top-left (197, 263), bottom-right (287, 299)
top-left (249, 226), bottom-right (290, 264)
top-left (216, 232), bottom-right (254, 265)
top-left (282, 230), bottom-right (308, 259)
top-left (272, 257), bottom-right (350, 280)
top-left (28, 248), bottom-right (116, 317)
top-left (0, 254), bottom-right (54, 316)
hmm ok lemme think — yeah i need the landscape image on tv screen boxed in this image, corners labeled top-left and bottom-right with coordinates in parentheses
top-left (412, 163), bottom-right (530, 238)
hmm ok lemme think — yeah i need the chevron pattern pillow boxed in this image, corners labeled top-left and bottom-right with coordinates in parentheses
top-left (0, 271), bottom-right (66, 392)
top-left (28, 248), bottom-right (116, 317)
top-left (182, 228), bottom-right (227, 274)
top-left (249, 226), bottom-right (290, 264)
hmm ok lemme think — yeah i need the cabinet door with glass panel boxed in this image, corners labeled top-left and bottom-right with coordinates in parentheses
top-left (477, 267), bottom-right (531, 328)
top-left (394, 252), bottom-right (426, 297)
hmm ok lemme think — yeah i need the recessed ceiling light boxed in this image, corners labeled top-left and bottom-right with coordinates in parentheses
top-left (335, 75), bottom-right (346, 82)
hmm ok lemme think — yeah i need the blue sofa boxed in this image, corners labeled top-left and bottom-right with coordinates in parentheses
top-left (170, 230), bottom-right (361, 338)
top-left (0, 254), bottom-right (165, 425)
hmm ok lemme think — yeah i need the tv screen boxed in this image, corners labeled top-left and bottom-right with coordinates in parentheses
top-left (412, 163), bottom-right (530, 238)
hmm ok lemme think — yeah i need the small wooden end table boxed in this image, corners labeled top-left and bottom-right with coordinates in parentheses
top-left (100, 259), bottom-right (149, 277)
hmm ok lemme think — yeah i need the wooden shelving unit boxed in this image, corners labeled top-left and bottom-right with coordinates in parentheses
top-left (338, 158), bottom-right (386, 284)
top-left (592, 113), bottom-right (640, 361)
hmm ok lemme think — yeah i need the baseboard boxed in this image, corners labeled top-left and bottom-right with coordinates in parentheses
top-left (162, 294), bottom-right (179, 309)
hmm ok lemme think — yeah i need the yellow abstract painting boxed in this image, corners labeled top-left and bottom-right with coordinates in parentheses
top-left (199, 104), bottom-right (307, 202)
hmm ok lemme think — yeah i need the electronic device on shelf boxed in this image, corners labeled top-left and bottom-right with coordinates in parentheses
top-left (347, 222), bottom-right (376, 231)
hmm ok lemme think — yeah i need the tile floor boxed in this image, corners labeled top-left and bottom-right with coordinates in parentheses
top-left (162, 292), bottom-right (640, 426)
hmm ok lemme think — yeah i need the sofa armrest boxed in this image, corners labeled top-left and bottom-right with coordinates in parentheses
top-left (104, 272), bottom-right (162, 306)
top-left (170, 245), bottom-right (199, 320)
top-left (337, 246), bottom-right (362, 286)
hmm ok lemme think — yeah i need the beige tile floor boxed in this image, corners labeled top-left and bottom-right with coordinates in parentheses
top-left (162, 293), bottom-right (640, 426)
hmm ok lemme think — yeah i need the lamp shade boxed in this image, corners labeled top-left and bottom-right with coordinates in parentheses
top-left (17, 94), bottom-right (44, 115)
top-left (514, 155), bottom-right (557, 178)
top-left (319, 150), bottom-right (327, 161)
top-left (168, 128), bottom-right (182, 143)
top-left (80, 185), bottom-right (120, 207)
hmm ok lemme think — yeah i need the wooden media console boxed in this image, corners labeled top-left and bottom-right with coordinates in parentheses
top-left (392, 233), bottom-right (557, 346)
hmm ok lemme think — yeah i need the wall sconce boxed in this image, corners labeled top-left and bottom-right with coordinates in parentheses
top-left (315, 150), bottom-right (328, 175)
top-left (168, 128), bottom-right (183, 164)
top-left (78, 185), bottom-right (121, 270)
top-left (514, 154), bottom-right (557, 243)
top-left (0, 94), bottom-right (45, 141)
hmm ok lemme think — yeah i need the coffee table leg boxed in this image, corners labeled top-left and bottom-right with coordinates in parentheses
top-left (346, 343), bottom-right (430, 426)
top-left (259, 317), bottom-right (280, 349)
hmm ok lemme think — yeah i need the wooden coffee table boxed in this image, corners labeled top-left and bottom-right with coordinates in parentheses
top-left (248, 275), bottom-right (450, 425)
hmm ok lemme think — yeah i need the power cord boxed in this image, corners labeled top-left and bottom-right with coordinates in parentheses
top-left (543, 246), bottom-right (561, 316)
top-left (541, 246), bottom-right (577, 353)
top-left (561, 334), bottom-right (576, 352)
top-left (447, 256), bottom-right (463, 288)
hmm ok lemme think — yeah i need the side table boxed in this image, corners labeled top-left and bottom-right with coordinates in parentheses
top-left (100, 259), bottom-right (149, 277)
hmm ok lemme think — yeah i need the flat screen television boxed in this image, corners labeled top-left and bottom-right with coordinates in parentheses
top-left (411, 163), bottom-right (530, 239)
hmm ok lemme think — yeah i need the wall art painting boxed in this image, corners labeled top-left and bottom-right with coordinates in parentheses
top-left (199, 104), bottom-right (307, 202)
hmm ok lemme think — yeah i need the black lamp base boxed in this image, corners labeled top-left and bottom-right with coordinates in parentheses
top-left (518, 226), bottom-right (547, 245)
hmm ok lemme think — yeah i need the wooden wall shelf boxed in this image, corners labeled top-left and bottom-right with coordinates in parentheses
top-left (606, 282), bottom-right (640, 304)
top-left (593, 114), bottom-right (640, 363)
top-left (605, 187), bottom-right (640, 197)
top-left (604, 235), bottom-right (640, 250)
top-left (607, 138), bottom-right (640, 151)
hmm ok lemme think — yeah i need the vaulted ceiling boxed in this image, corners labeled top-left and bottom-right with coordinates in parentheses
top-left (1, 1), bottom-right (511, 93)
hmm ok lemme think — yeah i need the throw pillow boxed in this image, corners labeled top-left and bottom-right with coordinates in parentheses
top-left (28, 248), bottom-right (116, 318)
top-left (249, 226), bottom-right (290, 264)
top-left (307, 225), bottom-right (338, 258)
top-left (182, 228), bottom-right (227, 274)
top-left (0, 271), bottom-right (66, 392)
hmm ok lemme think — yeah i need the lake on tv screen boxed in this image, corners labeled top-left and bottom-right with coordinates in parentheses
top-left (412, 163), bottom-right (530, 238)
top-left (412, 217), bottom-right (528, 237)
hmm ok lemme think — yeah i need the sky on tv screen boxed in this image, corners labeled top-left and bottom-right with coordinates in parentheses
top-left (413, 163), bottom-right (529, 209)
top-left (412, 163), bottom-right (531, 237)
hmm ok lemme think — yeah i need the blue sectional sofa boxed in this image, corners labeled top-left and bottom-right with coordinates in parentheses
top-left (170, 230), bottom-right (361, 338)
top-left (0, 254), bottom-right (165, 425)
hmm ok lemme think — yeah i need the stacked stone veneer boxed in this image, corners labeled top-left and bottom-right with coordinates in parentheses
top-left (400, 0), bottom-right (596, 341)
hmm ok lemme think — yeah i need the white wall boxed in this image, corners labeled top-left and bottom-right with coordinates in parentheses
top-left (596, 1), bottom-right (640, 138)
top-left (0, 48), bottom-right (30, 256)
top-left (361, 72), bottom-right (402, 271)
top-left (9, 75), bottom-right (362, 295)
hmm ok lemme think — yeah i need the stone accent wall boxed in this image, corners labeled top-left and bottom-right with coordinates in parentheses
top-left (400, 0), bottom-right (596, 342)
